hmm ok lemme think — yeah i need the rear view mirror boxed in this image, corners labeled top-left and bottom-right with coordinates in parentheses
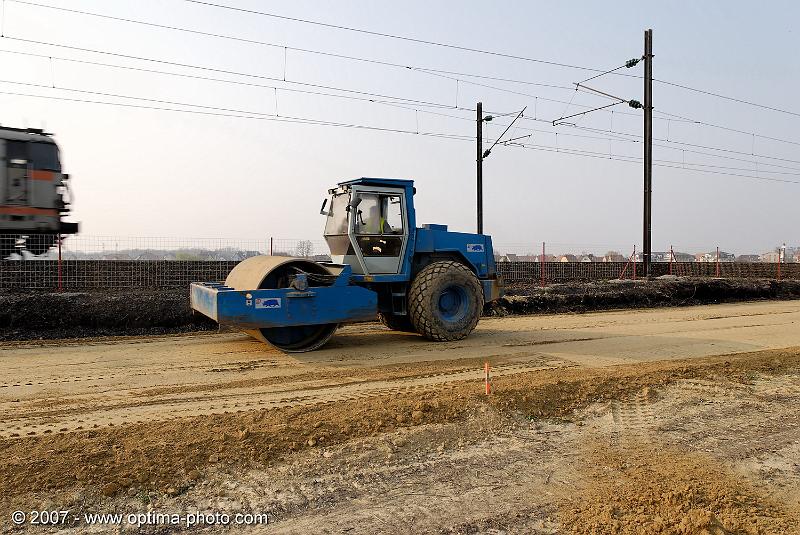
top-left (346, 196), bottom-right (362, 212)
top-left (320, 198), bottom-right (329, 216)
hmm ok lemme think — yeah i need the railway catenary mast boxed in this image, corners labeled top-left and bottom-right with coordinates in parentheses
top-left (0, 127), bottom-right (78, 258)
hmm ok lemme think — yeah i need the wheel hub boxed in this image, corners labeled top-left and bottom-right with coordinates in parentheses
top-left (438, 285), bottom-right (468, 321)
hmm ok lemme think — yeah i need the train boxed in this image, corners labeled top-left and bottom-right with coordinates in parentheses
top-left (0, 127), bottom-right (78, 258)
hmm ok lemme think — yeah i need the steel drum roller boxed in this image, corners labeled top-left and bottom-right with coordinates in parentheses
top-left (225, 256), bottom-right (338, 352)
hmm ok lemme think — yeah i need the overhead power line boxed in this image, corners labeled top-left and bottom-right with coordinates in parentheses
top-left (9, 1), bottom-right (797, 135)
top-left (0, 46), bottom-right (464, 112)
top-left (552, 101), bottom-right (628, 126)
top-left (6, 2), bottom-right (799, 177)
top-left (181, 0), bottom-right (628, 75)
top-left (2, 0), bottom-right (578, 94)
top-left (3, 83), bottom-right (798, 186)
top-left (0, 37), bottom-right (460, 111)
top-left (4, 39), bottom-right (797, 178)
top-left (560, 122), bottom-right (800, 168)
top-left (483, 107), bottom-right (526, 158)
top-left (654, 79), bottom-right (800, 119)
top-left (0, 43), bottom-right (644, 146)
top-left (653, 109), bottom-right (800, 148)
top-left (182, 0), bottom-right (800, 119)
top-left (5, 44), bottom-right (794, 177)
top-left (576, 57), bottom-right (642, 85)
top-left (0, 37), bottom-right (641, 119)
top-left (0, 87), bottom-right (480, 140)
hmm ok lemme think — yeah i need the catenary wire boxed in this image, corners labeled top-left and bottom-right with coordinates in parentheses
top-left (3, 1), bottom-right (581, 93)
top-left (4, 45), bottom-right (793, 175)
top-left (181, 0), bottom-right (636, 75)
top-left (182, 0), bottom-right (800, 118)
top-left (3, 85), bottom-right (798, 186)
top-left (8, 1), bottom-right (796, 137)
top-left (6, 42), bottom-right (794, 177)
top-left (4, 3), bottom-right (798, 177)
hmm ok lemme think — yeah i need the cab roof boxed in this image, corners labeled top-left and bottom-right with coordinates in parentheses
top-left (338, 177), bottom-right (414, 189)
top-left (0, 126), bottom-right (56, 144)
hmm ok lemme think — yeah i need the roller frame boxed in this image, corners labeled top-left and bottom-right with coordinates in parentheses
top-left (190, 261), bottom-right (377, 330)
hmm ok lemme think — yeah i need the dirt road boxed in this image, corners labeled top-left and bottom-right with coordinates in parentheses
top-left (2, 301), bottom-right (800, 533)
top-left (2, 300), bottom-right (800, 439)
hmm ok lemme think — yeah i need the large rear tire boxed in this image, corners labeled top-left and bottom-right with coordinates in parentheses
top-left (408, 261), bottom-right (483, 341)
top-left (377, 311), bottom-right (416, 333)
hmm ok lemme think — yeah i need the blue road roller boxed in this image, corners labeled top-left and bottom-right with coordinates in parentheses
top-left (190, 178), bottom-right (503, 352)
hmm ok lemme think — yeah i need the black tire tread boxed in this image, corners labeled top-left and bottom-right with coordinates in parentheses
top-left (408, 260), bottom-right (483, 341)
top-left (377, 311), bottom-right (416, 333)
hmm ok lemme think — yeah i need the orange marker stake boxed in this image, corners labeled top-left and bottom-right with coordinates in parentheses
top-left (484, 362), bottom-right (491, 395)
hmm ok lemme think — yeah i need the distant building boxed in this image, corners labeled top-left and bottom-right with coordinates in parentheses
top-left (696, 251), bottom-right (735, 263)
top-left (559, 254), bottom-right (578, 263)
top-left (735, 255), bottom-right (761, 263)
top-left (497, 253), bottom-right (518, 263)
top-left (578, 254), bottom-right (601, 263)
top-left (536, 254), bottom-right (559, 263)
top-left (135, 252), bottom-right (162, 260)
top-left (603, 252), bottom-right (626, 262)
top-left (760, 251), bottom-right (780, 263)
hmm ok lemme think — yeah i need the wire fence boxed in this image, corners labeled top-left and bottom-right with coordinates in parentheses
top-left (0, 234), bottom-right (798, 290)
top-left (0, 235), bottom-right (329, 261)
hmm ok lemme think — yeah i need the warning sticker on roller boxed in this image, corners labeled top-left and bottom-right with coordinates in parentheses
top-left (255, 297), bottom-right (282, 309)
top-left (466, 243), bottom-right (484, 253)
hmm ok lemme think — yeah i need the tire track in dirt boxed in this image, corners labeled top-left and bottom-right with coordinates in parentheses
top-left (0, 358), bottom-right (572, 438)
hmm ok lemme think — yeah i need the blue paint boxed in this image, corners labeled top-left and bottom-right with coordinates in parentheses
top-left (191, 178), bottom-right (503, 336)
top-left (340, 178), bottom-right (497, 284)
top-left (438, 284), bottom-right (469, 321)
top-left (191, 282), bottom-right (377, 328)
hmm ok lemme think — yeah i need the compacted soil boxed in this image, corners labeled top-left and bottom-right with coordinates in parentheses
top-left (1, 300), bottom-right (799, 533)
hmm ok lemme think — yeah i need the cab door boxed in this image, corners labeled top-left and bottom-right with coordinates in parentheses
top-left (350, 187), bottom-right (407, 274)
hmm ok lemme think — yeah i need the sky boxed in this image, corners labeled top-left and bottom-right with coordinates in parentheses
top-left (1, 0), bottom-right (798, 256)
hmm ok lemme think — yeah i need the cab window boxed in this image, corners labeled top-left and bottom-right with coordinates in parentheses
top-left (324, 192), bottom-right (350, 235)
top-left (354, 193), bottom-right (403, 235)
top-left (354, 193), bottom-right (404, 257)
top-left (29, 142), bottom-right (61, 171)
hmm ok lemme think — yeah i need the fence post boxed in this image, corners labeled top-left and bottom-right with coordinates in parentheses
top-left (716, 246), bottom-right (720, 277)
top-left (57, 234), bottom-right (63, 292)
top-left (270, 237), bottom-right (273, 256)
top-left (777, 257), bottom-right (781, 281)
top-left (540, 241), bottom-right (545, 287)
top-left (633, 245), bottom-right (637, 280)
top-left (619, 247), bottom-right (634, 280)
top-left (669, 245), bottom-right (673, 276)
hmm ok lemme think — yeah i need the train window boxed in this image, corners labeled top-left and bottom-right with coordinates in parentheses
top-left (6, 141), bottom-right (26, 164)
top-left (29, 142), bottom-right (60, 171)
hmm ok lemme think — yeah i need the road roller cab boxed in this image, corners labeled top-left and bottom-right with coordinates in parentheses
top-left (190, 178), bottom-right (502, 352)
